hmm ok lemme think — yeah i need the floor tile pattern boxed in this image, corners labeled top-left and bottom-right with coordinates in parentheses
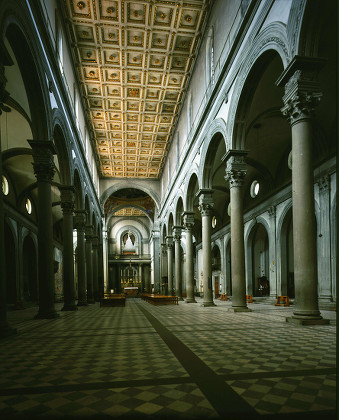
top-left (0, 298), bottom-right (336, 419)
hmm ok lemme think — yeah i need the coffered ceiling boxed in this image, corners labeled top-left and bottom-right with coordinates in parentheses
top-left (62, 0), bottom-right (210, 178)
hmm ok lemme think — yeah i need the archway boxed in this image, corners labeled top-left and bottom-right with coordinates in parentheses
top-left (251, 224), bottom-right (269, 296)
top-left (22, 235), bottom-right (37, 302)
top-left (4, 222), bottom-right (17, 304)
top-left (280, 208), bottom-right (294, 298)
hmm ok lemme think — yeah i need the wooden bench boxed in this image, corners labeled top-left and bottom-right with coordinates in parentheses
top-left (141, 294), bottom-right (178, 305)
top-left (275, 296), bottom-right (290, 306)
top-left (100, 294), bottom-right (126, 307)
top-left (220, 294), bottom-right (228, 301)
top-left (246, 294), bottom-right (253, 303)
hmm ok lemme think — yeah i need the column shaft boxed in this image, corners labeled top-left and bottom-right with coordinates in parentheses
top-left (291, 120), bottom-right (320, 317)
top-left (225, 150), bottom-right (250, 312)
top-left (28, 140), bottom-right (58, 319)
top-left (198, 191), bottom-right (215, 307)
top-left (277, 56), bottom-right (328, 324)
top-left (183, 212), bottom-right (196, 303)
top-left (60, 186), bottom-right (77, 311)
top-left (92, 236), bottom-right (99, 301)
top-left (174, 227), bottom-right (183, 300)
top-left (86, 227), bottom-right (94, 304)
top-left (230, 186), bottom-right (247, 308)
top-left (167, 237), bottom-right (174, 296)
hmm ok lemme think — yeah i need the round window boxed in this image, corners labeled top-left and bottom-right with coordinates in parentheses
top-left (211, 216), bottom-right (217, 228)
top-left (250, 180), bottom-right (260, 198)
top-left (25, 198), bottom-right (32, 214)
top-left (2, 175), bottom-right (9, 196)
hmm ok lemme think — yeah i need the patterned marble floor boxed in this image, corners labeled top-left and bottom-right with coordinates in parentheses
top-left (0, 298), bottom-right (336, 419)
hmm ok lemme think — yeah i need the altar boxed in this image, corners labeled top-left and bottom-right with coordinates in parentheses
top-left (124, 286), bottom-right (139, 297)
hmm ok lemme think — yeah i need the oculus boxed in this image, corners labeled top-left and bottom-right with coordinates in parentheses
top-left (25, 198), bottom-right (32, 215)
top-left (250, 180), bottom-right (260, 198)
top-left (2, 175), bottom-right (9, 196)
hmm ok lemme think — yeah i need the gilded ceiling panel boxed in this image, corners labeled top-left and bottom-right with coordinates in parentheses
top-left (63, 0), bottom-right (210, 178)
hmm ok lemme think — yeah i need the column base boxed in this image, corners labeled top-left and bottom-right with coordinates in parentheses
top-left (201, 302), bottom-right (216, 307)
top-left (77, 302), bottom-right (88, 306)
top-left (0, 325), bottom-right (17, 338)
top-left (286, 316), bottom-right (330, 325)
top-left (62, 304), bottom-right (78, 311)
top-left (34, 311), bottom-right (60, 319)
top-left (228, 306), bottom-right (252, 312)
top-left (185, 299), bottom-right (197, 303)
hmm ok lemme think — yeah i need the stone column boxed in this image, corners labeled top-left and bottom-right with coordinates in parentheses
top-left (161, 243), bottom-right (167, 294)
top-left (103, 229), bottom-right (108, 293)
top-left (173, 226), bottom-right (183, 301)
top-left (183, 211), bottom-right (196, 303)
top-left (98, 238), bottom-right (104, 298)
top-left (225, 151), bottom-right (250, 312)
top-left (277, 56), bottom-right (328, 324)
top-left (28, 140), bottom-right (59, 319)
top-left (59, 186), bottom-right (77, 311)
top-left (92, 235), bottom-right (99, 301)
top-left (268, 206), bottom-right (277, 298)
top-left (139, 264), bottom-right (143, 290)
top-left (198, 190), bottom-right (215, 307)
top-left (85, 225), bottom-right (95, 304)
top-left (317, 175), bottom-right (332, 301)
top-left (0, 58), bottom-right (17, 336)
top-left (150, 226), bottom-right (160, 293)
top-left (74, 210), bottom-right (87, 306)
top-left (166, 235), bottom-right (174, 295)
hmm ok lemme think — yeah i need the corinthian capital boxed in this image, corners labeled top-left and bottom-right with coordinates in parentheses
top-left (166, 235), bottom-right (174, 248)
top-left (276, 56), bottom-right (325, 125)
top-left (59, 186), bottom-right (75, 216)
top-left (197, 189), bottom-right (214, 216)
top-left (173, 226), bottom-right (182, 242)
top-left (28, 140), bottom-right (56, 183)
top-left (224, 149), bottom-right (247, 188)
top-left (74, 210), bottom-right (87, 230)
top-left (183, 211), bottom-right (195, 230)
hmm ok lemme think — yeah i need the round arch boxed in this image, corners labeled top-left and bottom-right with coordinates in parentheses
top-left (198, 119), bottom-right (228, 188)
top-left (100, 182), bottom-right (160, 214)
top-left (184, 168), bottom-right (200, 212)
top-left (245, 218), bottom-right (270, 297)
top-left (226, 23), bottom-right (290, 149)
top-left (1, 11), bottom-right (50, 141)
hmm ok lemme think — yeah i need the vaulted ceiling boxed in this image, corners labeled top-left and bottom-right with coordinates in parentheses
top-left (62, 0), bottom-right (210, 179)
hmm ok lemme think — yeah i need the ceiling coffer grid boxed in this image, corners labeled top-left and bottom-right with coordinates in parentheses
top-left (64, 0), bottom-right (210, 178)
